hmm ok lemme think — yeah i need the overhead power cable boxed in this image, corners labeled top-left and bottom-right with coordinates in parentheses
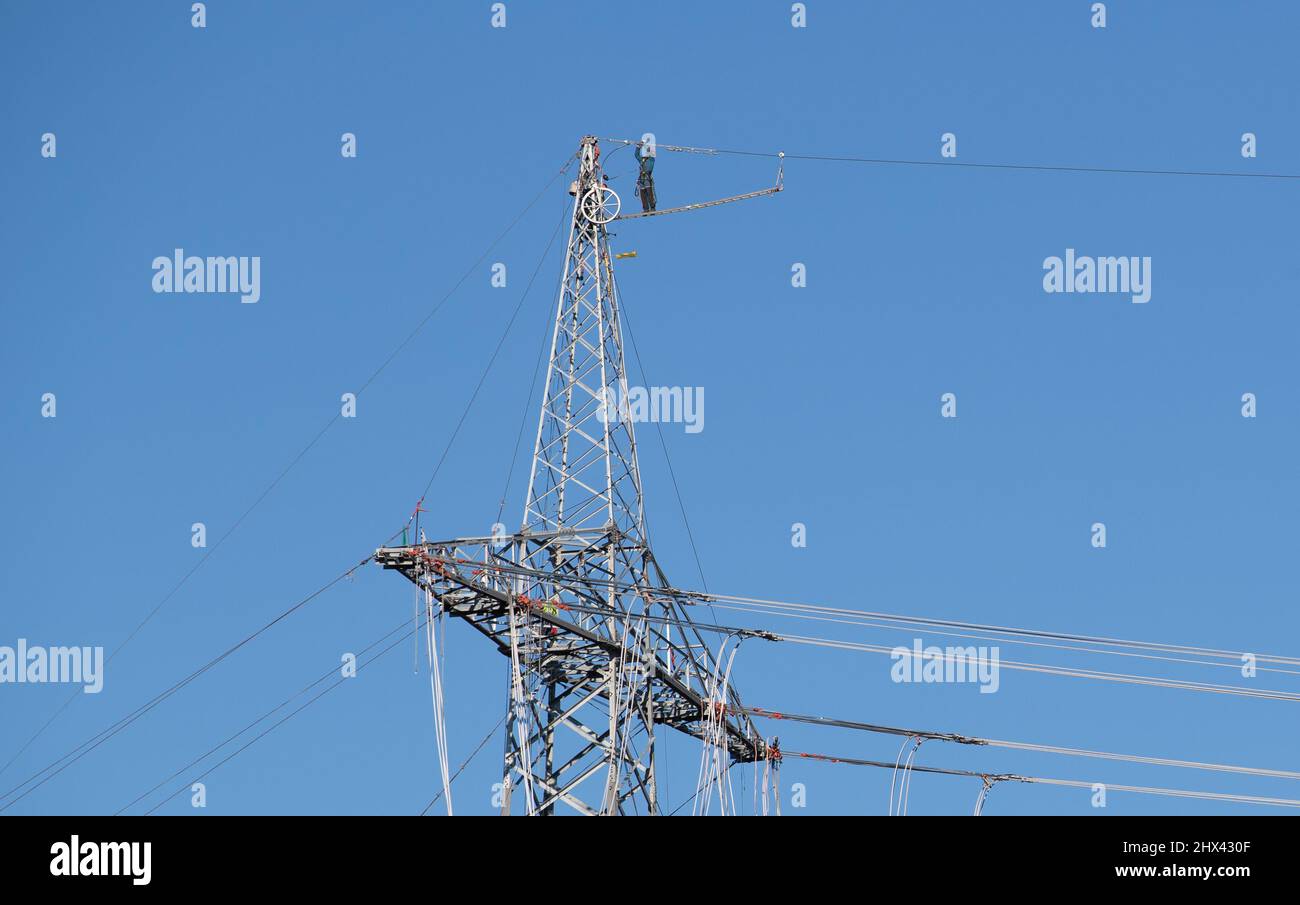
top-left (614, 265), bottom-right (710, 594)
top-left (693, 594), bottom-right (1300, 667)
top-left (415, 195), bottom-right (572, 505)
top-left (706, 601), bottom-right (1300, 678)
top-left (600, 137), bottom-right (1300, 181)
top-left (779, 632), bottom-right (1300, 702)
top-left (398, 559), bottom-right (1300, 705)
top-left (782, 750), bottom-right (1300, 810)
top-left (0, 153), bottom-right (578, 782)
top-left (741, 706), bottom-right (1300, 782)
top-left (413, 553), bottom-right (1300, 671)
top-left (420, 714), bottom-right (508, 816)
top-left (496, 200), bottom-right (574, 527)
top-left (0, 556), bottom-right (372, 812)
top-left (493, 594), bottom-right (1300, 704)
top-left (141, 618), bottom-right (420, 815)
top-left (117, 614), bottom-right (418, 815)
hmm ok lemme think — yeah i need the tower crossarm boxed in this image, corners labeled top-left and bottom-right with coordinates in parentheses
top-left (375, 539), bottom-right (764, 763)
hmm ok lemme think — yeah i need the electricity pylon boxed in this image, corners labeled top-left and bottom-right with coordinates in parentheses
top-left (376, 136), bottom-right (764, 815)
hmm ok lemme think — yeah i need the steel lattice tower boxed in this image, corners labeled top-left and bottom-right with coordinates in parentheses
top-left (376, 136), bottom-right (763, 815)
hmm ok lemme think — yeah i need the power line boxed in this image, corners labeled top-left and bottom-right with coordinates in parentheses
top-left (426, 580), bottom-right (1300, 704)
top-left (705, 601), bottom-right (1300, 677)
top-left (600, 137), bottom-right (1300, 180)
top-left (689, 593), bottom-right (1300, 666)
top-left (412, 552), bottom-right (1300, 669)
top-left (97, 166), bottom-right (574, 816)
top-left (781, 750), bottom-right (1300, 810)
top-left (777, 632), bottom-right (1300, 703)
top-left (419, 714), bottom-right (506, 816)
top-left (392, 555), bottom-right (1300, 702)
top-left (416, 192), bottom-right (572, 505)
top-left (116, 615), bottom-right (418, 815)
top-left (741, 706), bottom-right (1300, 782)
top-left (496, 203), bottom-right (572, 527)
top-left (615, 266), bottom-right (710, 594)
top-left (0, 556), bottom-right (371, 812)
top-left (142, 620), bottom-right (420, 815)
top-left (0, 154), bottom-right (577, 782)
top-left (668, 787), bottom-right (699, 816)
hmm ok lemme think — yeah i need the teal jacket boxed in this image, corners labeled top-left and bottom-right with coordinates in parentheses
top-left (634, 145), bottom-right (656, 175)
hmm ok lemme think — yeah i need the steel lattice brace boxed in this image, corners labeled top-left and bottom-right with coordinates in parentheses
top-left (375, 137), bottom-right (761, 815)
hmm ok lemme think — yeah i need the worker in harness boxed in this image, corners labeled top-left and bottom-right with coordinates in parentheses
top-left (634, 142), bottom-right (657, 212)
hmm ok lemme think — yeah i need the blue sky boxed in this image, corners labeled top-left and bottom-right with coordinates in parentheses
top-left (3, 0), bottom-right (1300, 816)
